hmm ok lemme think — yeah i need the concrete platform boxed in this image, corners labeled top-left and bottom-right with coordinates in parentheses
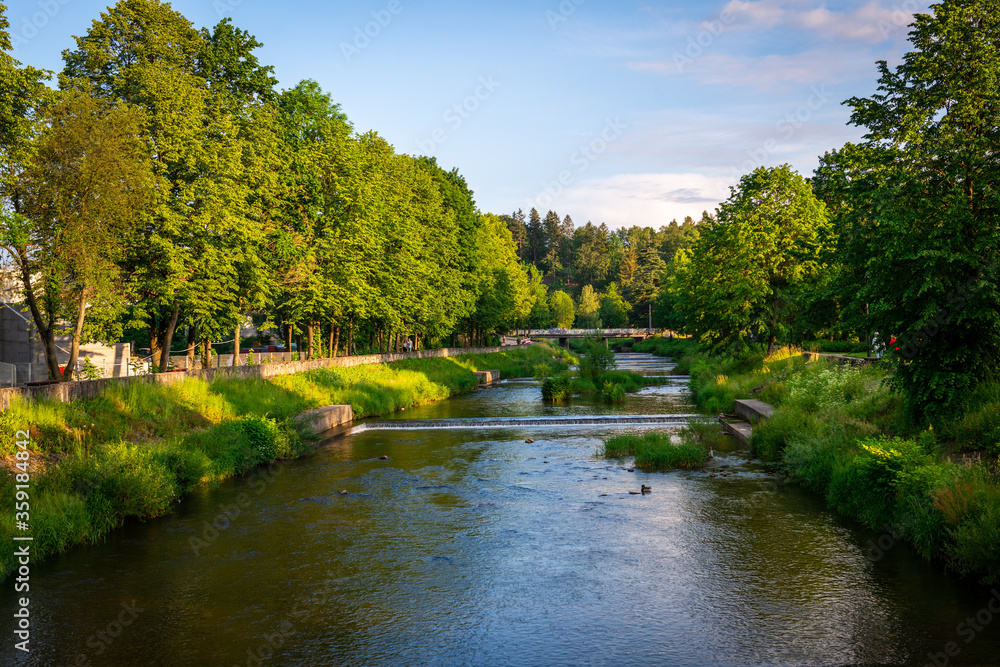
top-left (294, 405), bottom-right (354, 436)
top-left (473, 370), bottom-right (500, 385)
top-left (734, 399), bottom-right (774, 424)
top-left (719, 416), bottom-right (753, 445)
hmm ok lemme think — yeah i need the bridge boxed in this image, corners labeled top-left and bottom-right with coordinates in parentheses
top-left (509, 328), bottom-right (662, 348)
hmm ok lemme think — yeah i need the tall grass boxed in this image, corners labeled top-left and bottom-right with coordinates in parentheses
top-left (0, 345), bottom-right (559, 580)
top-left (745, 358), bottom-right (1000, 582)
top-left (602, 430), bottom-right (707, 471)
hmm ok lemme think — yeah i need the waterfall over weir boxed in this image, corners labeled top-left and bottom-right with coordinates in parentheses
top-left (348, 414), bottom-right (701, 434)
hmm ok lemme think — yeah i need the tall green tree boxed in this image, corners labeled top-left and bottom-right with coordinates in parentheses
top-left (832, 0), bottom-right (1000, 417)
top-left (3, 91), bottom-right (154, 380)
top-left (600, 283), bottom-right (630, 328)
top-left (61, 0), bottom-right (278, 372)
top-left (577, 284), bottom-right (601, 328)
top-left (550, 290), bottom-right (575, 329)
top-left (679, 165), bottom-right (829, 352)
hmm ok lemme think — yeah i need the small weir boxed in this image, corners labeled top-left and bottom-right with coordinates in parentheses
top-left (350, 414), bottom-right (701, 433)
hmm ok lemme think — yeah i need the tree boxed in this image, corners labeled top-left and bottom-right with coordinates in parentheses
top-left (61, 0), bottom-right (278, 373)
top-left (832, 0), bottom-right (1000, 417)
top-left (550, 290), bottom-right (575, 328)
top-left (679, 165), bottom-right (829, 353)
top-left (572, 222), bottom-right (610, 285)
top-left (600, 283), bottom-right (630, 328)
top-left (541, 209), bottom-right (563, 274)
top-left (506, 209), bottom-right (528, 261)
top-left (0, 3), bottom-right (48, 196)
top-left (527, 207), bottom-right (544, 266)
top-left (577, 284), bottom-right (601, 328)
top-left (2, 91), bottom-right (154, 381)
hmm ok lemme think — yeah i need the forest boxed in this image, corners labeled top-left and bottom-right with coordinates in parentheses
top-left (0, 0), bottom-right (543, 382)
top-left (2, 0), bottom-right (998, 429)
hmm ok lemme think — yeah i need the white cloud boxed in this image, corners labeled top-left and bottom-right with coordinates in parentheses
top-left (720, 0), bottom-right (931, 43)
top-left (522, 173), bottom-right (734, 229)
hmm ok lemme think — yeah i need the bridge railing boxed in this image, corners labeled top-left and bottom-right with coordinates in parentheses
top-left (514, 328), bottom-right (661, 336)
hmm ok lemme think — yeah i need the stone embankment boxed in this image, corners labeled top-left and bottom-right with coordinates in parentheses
top-left (719, 399), bottom-right (774, 445)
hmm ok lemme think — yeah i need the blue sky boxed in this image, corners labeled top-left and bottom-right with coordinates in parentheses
top-left (4, 0), bottom-right (932, 228)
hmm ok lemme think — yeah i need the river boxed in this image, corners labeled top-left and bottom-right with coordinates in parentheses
top-left (4, 353), bottom-right (1000, 666)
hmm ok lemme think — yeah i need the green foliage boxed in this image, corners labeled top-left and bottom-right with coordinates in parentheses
top-left (804, 340), bottom-right (869, 354)
top-left (550, 290), bottom-right (575, 328)
top-left (817, 0), bottom-right (1000, 420)
top-left (599, 283), bottom-right (630, 328)
top-left (601, 381), bottom-right (626, 404)
top-left (671, 165), bottom-right (829, 351)
top-left (541, 375), bottom-right (572, 402)
top-left (576, 284), bottom-right (601, 328)
top-left (601, 431), bottom-right (706, 471)
top-left (579, 337), bottom-right (615, 383)
top-left (78, 358), bottom-right (104, 381)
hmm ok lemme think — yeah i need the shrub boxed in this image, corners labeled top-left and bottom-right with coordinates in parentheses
top-left (602, 382), bottom-right (626, 404)
top-left (542, 376), bottom-right (572, 402)
top-left (601, 431), bottom-right (707, 471)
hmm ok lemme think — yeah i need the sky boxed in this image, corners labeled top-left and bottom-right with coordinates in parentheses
top-left (3, 0), bottom-right (933, 229)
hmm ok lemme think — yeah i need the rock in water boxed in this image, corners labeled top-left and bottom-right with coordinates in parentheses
top-left (525, 439), bottom-right (535, 443)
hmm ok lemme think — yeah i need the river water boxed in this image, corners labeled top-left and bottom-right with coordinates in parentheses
top-left (4, 354), bottom-right (1000, 666)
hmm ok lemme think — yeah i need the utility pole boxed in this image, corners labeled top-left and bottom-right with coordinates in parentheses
top-left (648, 304), bottom-right (652, 330)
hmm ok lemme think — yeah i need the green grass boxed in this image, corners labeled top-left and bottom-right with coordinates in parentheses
top-left (0, 343), bottom-right (565, 580)
top-left (601, 430), bottom-right (708, 471)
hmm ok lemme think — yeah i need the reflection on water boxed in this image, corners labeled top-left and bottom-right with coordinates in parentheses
top-left (3, 354), bottom-right (1000, 665)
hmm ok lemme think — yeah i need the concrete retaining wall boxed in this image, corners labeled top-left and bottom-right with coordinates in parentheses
top-left (294, 405), bottom-right (355, 435)
top-left (473, 370), bottom-right (500, 385)
top-left (0, 346), bottom-right (506, 411)
top-left (733, 399), bottom-right (774, 424)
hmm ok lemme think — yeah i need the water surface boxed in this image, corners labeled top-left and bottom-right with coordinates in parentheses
top-left (3, 354), bottom-right (999, 666)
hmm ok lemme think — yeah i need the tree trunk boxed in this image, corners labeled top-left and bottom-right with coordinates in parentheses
top-left (348, 316), bottom-right (354, 356)
top-left (328, 324), bottom-right (335, 359)
top-left (158, 305), bottom-right (180, 373)
top-left (307, 322), bottom-right (315, 361)
top-left (148, 311), bottom-right (161, 366)
top-left (767, 296), bottom-right (779, 356)
top-left (201, 338), bottom-right (211, 370)
top-left (333, 326), bottom-right (340, 358)
top-left (451, 333), bottom-right (456, 349)
top-left (233, 325), bottom-right (241, 367)
top-left (295, 332), bottom-right (303, 360)
top-left (186, 320), bottom-right (199, 369)
top-left (63, 289), bottom-right (88, 382)
top-left (284, 323), bottom-right (293, 362)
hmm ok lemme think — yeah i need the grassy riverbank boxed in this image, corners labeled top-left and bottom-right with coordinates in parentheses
top-left (0, 343), bottom-right (572, 580)
top-left (634, 335), bottom-right (1000, 583)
